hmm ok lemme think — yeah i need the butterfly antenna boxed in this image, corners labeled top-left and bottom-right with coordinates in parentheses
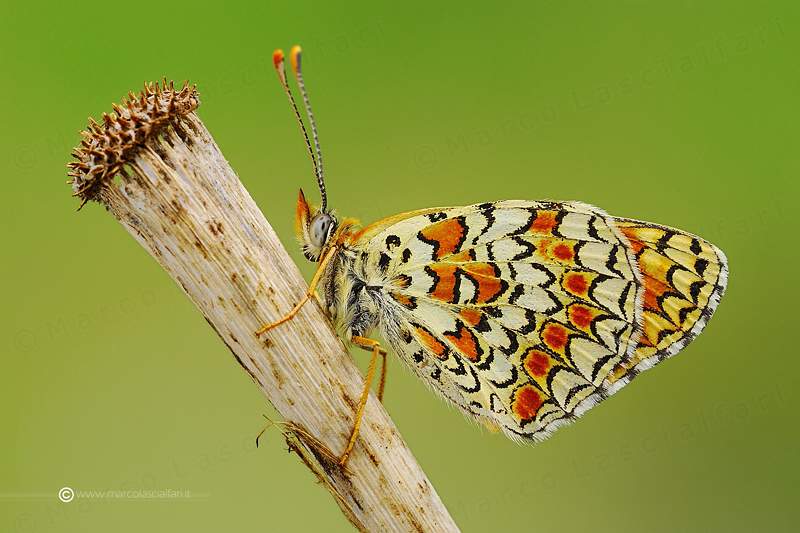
top-left (289, 46), bottom-right (327, 213)
top-left (273, 49), bottom-right (324, 210)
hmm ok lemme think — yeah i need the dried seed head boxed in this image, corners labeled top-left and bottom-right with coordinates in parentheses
top-left (67, 78), bottom-right (200, 210)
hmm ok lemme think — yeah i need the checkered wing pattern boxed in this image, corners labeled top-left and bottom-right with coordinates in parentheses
top-left (350, 200), bottom-right (727, 442)
top-left (604, 219), bottom-right (728, 391)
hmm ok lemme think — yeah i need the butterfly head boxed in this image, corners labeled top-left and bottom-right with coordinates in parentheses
top-left (295, 188), bottom-right (337, 262)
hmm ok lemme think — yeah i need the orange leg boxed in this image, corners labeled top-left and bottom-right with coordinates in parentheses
top-left (255, 244), bottom-right (338, 336)
top-left (377, 350), bottom-right (387, 403)
top-left (339, 336), bottom-right (387, 466)
top-left (355, 340), bottom-right (387, 402)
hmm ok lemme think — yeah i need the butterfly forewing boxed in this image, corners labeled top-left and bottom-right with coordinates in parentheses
top-left (347, 202), bottom-right (628, 439)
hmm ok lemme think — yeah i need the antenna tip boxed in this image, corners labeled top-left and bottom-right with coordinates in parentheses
top-left (272, 49), bottom-right (285, 69)
top-left (290, 46), bottom-right (302, 76)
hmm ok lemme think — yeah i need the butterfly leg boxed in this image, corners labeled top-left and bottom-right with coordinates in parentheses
top-left (254, 244), bottom-right (338, 336)
top-left (354, 341), bottom-right (388, 402)
top-left (339, 336), bottom-right (385, 466)
top-left (377, 349), bottom-right (387, 403)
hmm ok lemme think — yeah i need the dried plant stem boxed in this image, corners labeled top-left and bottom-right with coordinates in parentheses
top-left (68, 82), bottom-right (460, 532)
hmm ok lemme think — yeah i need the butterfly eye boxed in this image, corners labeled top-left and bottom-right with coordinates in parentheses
top-left (309, 213), bottom-right (333, 248)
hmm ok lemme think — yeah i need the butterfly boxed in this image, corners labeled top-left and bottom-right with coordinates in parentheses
top-left (257, 46), bottom-right (728, 466)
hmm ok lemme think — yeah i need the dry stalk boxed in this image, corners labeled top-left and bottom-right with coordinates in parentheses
top-left (67, 79), bottom-right (460, 532)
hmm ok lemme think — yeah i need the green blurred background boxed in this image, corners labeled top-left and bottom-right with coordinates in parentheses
top-left (2, 2), bottom-right (798, 532)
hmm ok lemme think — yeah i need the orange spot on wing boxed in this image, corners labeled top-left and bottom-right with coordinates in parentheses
top-left (512, 384), bottom-right (544, 421)
top-left (420, 218), bottom-right (467, 260)
top-left (475, 277), bottom-right (504, 304)
top-left (619, 226), bottom-right (644, 254)
top-left (444, 325), bottom-right (480, 362)
top-left (568, 304), bottom-right (595, 329)
top-left (563, 272), bottom-right (590, 297)
top-left (642, 275), bottom-right (670, 312)
top-left (542, 323), bottom-right (569, 352)
top-left (537, 238), bottom-right (552, 255)
top-left (528, 210), bottom-right (559, 234)
top-left (459, 308), bottom-right (483, 327)
top-left (463, 263), bottom-right (504, 303)
top-left (523, 348), bottom-right (551, 377)
top-left (414, 325), bottom-right (448, 359)
top-left (427, 264), bottom-right (458, 302)
top-left (553, 242), bottom-right (574, 261)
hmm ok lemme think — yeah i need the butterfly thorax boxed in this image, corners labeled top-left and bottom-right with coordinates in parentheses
top-left (321, 246), bottom-right (379, 339)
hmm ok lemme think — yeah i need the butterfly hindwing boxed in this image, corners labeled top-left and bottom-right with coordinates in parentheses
top-left (605, 218), bottom-right (728, 392)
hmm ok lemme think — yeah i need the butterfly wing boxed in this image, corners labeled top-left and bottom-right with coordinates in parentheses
top-left (605, 218), bottom-right (728, 391)
top-left (350, 200), bottom-right (726, 443)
